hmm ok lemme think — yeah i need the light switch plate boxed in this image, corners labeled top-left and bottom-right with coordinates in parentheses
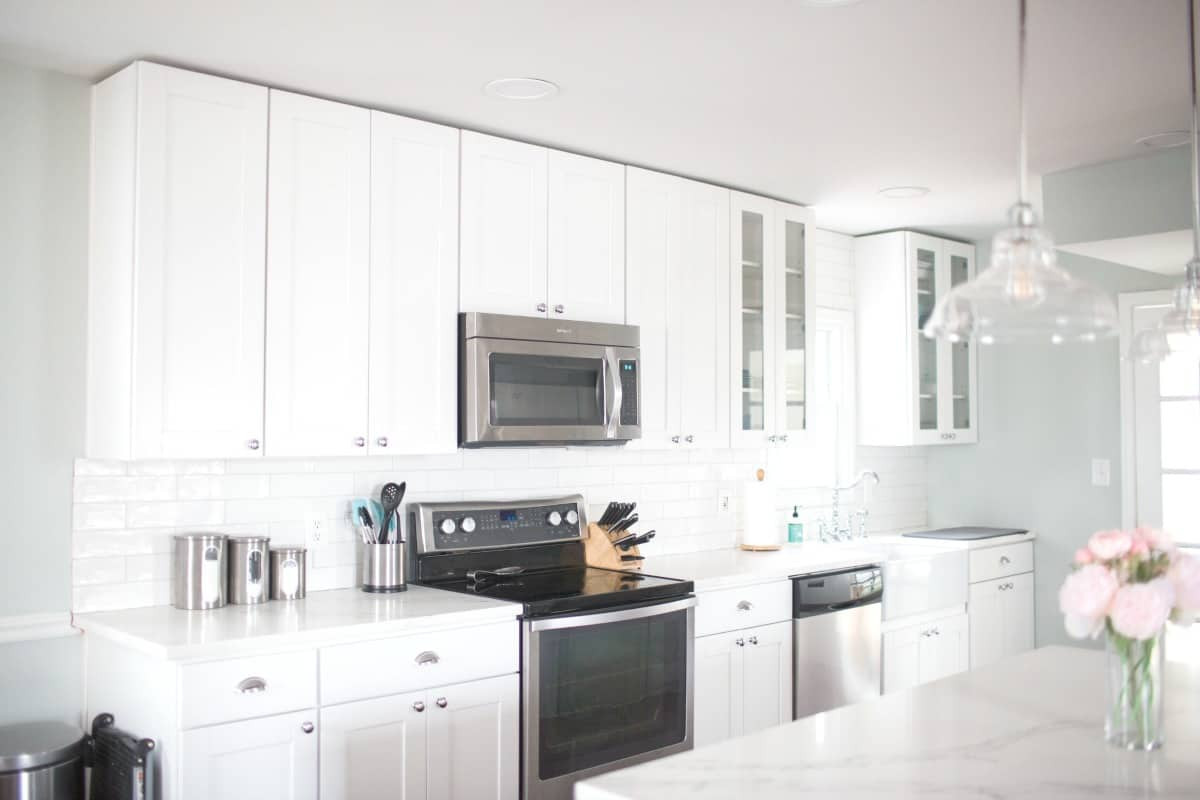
top-left (1091, 458), bottom-right (1111, 487)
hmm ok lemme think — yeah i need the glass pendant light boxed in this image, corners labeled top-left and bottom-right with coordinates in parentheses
top-left (923, 0), bottom-right (1118, 344)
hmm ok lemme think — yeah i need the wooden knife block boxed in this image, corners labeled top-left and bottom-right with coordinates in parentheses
top-left (583, 522), bottom-right (642, 570)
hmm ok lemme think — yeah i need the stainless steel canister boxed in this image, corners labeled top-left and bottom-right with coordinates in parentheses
top-left (361, 543), bottom-right (407, 593)
top-left (173, 533), bottom-right (227, 610)
top-left (227, 536), bottom-right (271, 605)
top-left (269, 547), bottom-right (307, 600)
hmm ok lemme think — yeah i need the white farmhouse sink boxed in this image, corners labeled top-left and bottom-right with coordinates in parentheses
top-left (876, 542), bottom-right (968, 620)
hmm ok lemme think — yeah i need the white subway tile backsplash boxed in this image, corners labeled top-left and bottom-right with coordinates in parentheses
top-left (73, 557), bottom-right (126, 586)
top-left (74, 476), bottom-right (176, 503)
top-left (269, 473), bottom-right (355, 497)
top-left (125, 553), bottom-right (171, 582)
top-left (126, 500), bottom-right (223, 529)
top-left (73, 503), bottom-right (125, 531)
top-left (177, 474), bottom-right (271, 500)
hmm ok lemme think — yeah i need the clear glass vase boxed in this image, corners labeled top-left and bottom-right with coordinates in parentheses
top-left (1105, 630), bottom-right (1165, 750)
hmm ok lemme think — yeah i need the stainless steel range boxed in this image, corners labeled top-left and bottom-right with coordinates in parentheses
top-left (412, 495), bottom-right (695, 800)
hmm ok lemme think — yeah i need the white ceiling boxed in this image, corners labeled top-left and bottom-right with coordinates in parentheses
top-left (0, 0), bottom-right (1189, 240)
top-left (1059, 229), bottom-right (1193, 275)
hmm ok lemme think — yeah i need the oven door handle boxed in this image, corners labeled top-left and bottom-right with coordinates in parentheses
top-left (604, 348), bottom-right (623, 439)
top-left (528, 596), bottom-right (697, 632)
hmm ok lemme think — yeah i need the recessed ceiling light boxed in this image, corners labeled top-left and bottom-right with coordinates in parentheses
top-left (877, 186), bottom-right (931, 200)
top-left (1135, 130), bottom-right (1190, 149)
top-left (484, 77), bottom-right (559, 100)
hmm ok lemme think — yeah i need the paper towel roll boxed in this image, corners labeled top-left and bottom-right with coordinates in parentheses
top-left (741, 477), bottom-right (781, 549)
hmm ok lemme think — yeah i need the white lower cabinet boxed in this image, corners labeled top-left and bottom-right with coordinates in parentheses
top-left (882, 611), bottom-right (968, 694)
top-left (180, 710), bottom-right (318, 800)
top-left (694, 621), bottom-right (792, 747)
top-left (319, 674), bottom-right (518, 800)
top-left (969, 571), bottom-right (1035, 669)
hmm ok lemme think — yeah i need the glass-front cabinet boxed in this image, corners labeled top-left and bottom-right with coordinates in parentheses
top-left (854, 231), bottom-right (977, 446)
top-left (730, 193), bottom-right (815, 447)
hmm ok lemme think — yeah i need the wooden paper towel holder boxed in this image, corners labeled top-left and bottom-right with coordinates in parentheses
top-left (739, 467), bottom-right (782, 551)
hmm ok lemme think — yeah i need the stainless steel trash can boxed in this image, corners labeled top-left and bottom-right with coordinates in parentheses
top-left (0, 722), bottom-right (85, 800)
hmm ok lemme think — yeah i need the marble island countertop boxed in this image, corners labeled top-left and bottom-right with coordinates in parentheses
top-left (577, 646), bottom-right (1200, 800)
top-left (73, 585), bottom-right (519, 660)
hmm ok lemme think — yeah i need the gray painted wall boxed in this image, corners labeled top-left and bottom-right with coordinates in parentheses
top-left (926, 248), bottom-right (1175, 649)
top-left (1043, 147), bottom-right (1191, 245)
top-left (0, 60), bottom-right (90, 724)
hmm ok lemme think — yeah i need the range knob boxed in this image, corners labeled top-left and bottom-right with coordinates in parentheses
top-left (460, 516), bottom-right (477, 533)
top-left (547, 511), bottom-right (563, 527)
top-left (439, 518), bottom-right (457, 535)
top-left (565, 509), bottom-right (579, 525)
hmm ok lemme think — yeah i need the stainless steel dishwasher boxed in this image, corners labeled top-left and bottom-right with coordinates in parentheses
top-left (792, 564), bottom-right (883, 719)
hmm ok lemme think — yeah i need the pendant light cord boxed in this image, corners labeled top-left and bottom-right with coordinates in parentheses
top-left (1190, 0), bottom-right (1199, 263)
top-left (1018, 0), bottom-right (1029, 208)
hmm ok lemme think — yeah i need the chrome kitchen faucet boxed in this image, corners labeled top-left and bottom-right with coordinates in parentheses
top-left (817, 471), bottom-right (880, 542)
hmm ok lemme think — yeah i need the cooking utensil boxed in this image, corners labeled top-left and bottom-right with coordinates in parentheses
top-left (611, 532), bottom-right (639, 549)
top-left (357, 505), bottom-right (376, 543)
top-left (620, 555), bottom-right (644, 562)
top-left (599, 502), bottom-right (619, 526)
top-left (609, 513), bottom-right (639, 535)
top-left (625, 531), bottom-right (656, 549)
top-left (379, 482), bottom-right (405, 544)
top-left (466, 566), bottom-right (525, 582)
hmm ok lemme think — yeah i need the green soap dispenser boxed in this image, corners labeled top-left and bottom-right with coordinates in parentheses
top-left (788, 506), bottom-right (804, 543)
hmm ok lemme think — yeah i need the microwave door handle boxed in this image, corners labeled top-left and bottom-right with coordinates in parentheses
top-left (604, 349), bottom-right (622, 439)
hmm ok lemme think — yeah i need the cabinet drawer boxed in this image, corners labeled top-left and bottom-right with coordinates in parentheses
top-left (320, 621), bottom-right (518, 706)
top-left (695, 581), bottom-right (791, 637)
top-left (969, 541), bottom-right (1033, 583)
top-left (180, 650), bottom-right (317, 729)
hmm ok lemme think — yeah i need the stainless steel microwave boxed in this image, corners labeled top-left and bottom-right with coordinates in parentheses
top-left (460, 312), bottom-right (641, 447)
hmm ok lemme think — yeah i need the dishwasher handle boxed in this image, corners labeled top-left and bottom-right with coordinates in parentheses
top-left (792, 565), bottom-right (883, 617)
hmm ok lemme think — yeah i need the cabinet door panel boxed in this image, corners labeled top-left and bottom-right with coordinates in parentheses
top-left (320, 693), bottom-right (426, 800)
top-left (265, 90), bottom-right (370, 456)
top-left (625, 167), bottom-right (679, 447)
top-left (694, 631), bottom-right (742, 746)
top-left (548, 150), bottom-right (625, 323)
top-left (1005, 572), bottom-right (1036, 656)
top-left (920, 612), bottom-right (969, 684)
top-left (132, 63), bottom-right (267, 458)
top-left (730, 192), bottom-right (776, 446)
top-left (969, 578), bottom-right (1004, 668)
top-left (677, 180), bottom-right (730, 449)
top-left (943, 239), bottom-right (978, 442)
top-left (882, 624), bottom-right (920, 694)
top-left (368, 112), bottom-right (459, 455)
top-left (909, 232), bottom-right (944, 445)
top-left (426, 674), bottom-right (519, 800)
top-left (740, 621), bottom-right (793, 735)
top-left (773, 203), bottom-right (815, 445)
top-left (180, 710), bottom-right (317, 800)
top-left (460, 132), bottom-right (548, 318)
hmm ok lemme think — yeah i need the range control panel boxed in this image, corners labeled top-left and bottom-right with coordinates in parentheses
top-left (412, 496), bottom-right (586, 554)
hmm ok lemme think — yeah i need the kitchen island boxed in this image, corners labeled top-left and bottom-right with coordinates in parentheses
top-left (576, 646), bottom-right (1200, 799)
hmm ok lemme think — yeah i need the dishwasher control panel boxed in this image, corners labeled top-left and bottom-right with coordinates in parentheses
top-left (792, 565), bottom-right (883, 617)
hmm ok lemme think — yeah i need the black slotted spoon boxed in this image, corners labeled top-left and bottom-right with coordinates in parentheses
top-left (379, 481), bottom-right (406, 544)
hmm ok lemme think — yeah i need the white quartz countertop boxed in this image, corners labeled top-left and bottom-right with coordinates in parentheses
top-left (73, 585), bottom-right (519, 661)
top-left (638, 531), bottom-right (1035, 592)
top-left (577, 646), bottom-right (1200, 800)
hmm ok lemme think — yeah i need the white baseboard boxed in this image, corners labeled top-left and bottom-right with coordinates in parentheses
top-left (0, 612), bottom-right (80, 645)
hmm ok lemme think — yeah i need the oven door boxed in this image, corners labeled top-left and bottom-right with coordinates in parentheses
top-left (462, 337), bottom-right (639, 445)
top-left (522, 596), bottom-right (696, 800)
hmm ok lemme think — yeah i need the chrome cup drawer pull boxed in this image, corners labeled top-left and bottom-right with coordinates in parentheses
top-left (236, 676), bottom-right (268, 694)
top-left (736, 600), bottom-right (754, 611)
top-left (415, 650), bottom-right (440, 666)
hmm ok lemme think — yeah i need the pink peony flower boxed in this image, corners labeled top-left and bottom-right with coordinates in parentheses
top-left (1169, 552), bottom-right (1200, 612)
top-left (1109, 578), bottom-right (1175, 641)
top-left (1088, 529), bottom-right (1133, 561)
top-left (1073, 548), bottom-right (1095, 566)
top-left (1130, 537), bottom-right (1150, 557)
top-left (1059, 564), bottom-right (1119, 639)
top-left (1139, 526), bottom-right (1176, 554)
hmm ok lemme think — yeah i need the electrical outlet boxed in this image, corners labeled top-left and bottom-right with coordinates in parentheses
top-left (1091, 458), bottom-right (1111, 488)
top-left (305, 517), bottom-right (325, 549)
top-left (717, 491), bottom-right (732, 514)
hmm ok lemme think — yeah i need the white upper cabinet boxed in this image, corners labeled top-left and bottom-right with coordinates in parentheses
top-left (626, 167), bottom-right (729, 449)
top-left (855, 231), bottom-right (978, 446)
top-left (461, 132), bottom-right (626, 322)
top-left (368, 112), bottom-right (460, 455)
top-left (460, 132), bottom-right (549, 318)
top-left (87, 62), bottom-right (268, 459)
top-left (730, 193), bottom-right (815, 448)
top-left (547, 151), bottom-right (625, 323)
top-left (264, 90), bottom-right (371, 457)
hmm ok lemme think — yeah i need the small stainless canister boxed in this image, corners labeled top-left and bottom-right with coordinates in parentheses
top-left (361, 543), bottom-right (407, 593)
top-left (173, 533), bottom-right (227, 610)
top-left (269, 547), bottom-right (307, 601)
top-left (228, 536), bottom-right (271, 605)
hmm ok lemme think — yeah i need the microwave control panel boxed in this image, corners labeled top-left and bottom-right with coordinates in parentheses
top-left (619, 359), bottom-right (639, 426)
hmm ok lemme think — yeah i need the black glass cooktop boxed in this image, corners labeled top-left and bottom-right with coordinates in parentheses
top-left (425, 566), bottom-right (693, 618)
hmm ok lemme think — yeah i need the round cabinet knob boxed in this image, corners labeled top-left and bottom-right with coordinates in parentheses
top-left (554, 304), bottom-right (565, 314)
top-left (537, 303), bottom-right (548, 313)
top-left (301, 721), bottom-right (314, 734)
top-left (247, 439), bottom-right (260, 450)
top-left (547, 511), bottom-right (563, 527)
top-left (436, 697), bottom-right (448, 708)
top-left (778, 434), bottom-right (789, 443)
top-left (461, 517), bottom-right (477, 533)
top-left (735, 638), bottom-right (745, 647)
top-left (376, 436), bottom-right (389, 448)
top-left (748, 636), bottom-right (759, 645)
top-left (413, 701), bottom-right (425, 713)
top-left (565, 509), bottom-right (579, 525)
top-left (767, 435), bottom-right (777, 443)
top-left (439, 518), bottom-right (457, 535)
top-left (354, 437), bottom-right (366, 447)
top-left (671, 435), bottom-right (681, 444)
top-left (685, 435), bottom-right (695, 444)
